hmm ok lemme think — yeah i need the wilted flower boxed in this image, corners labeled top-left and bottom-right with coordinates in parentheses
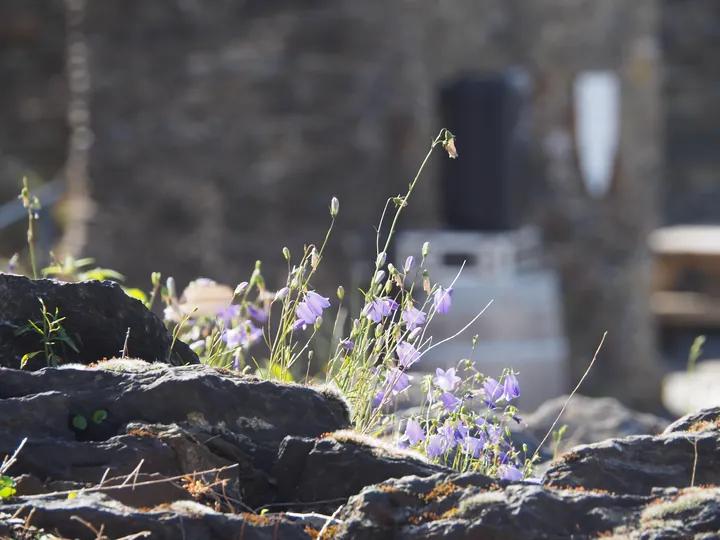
top-left (434, 367), bottom-right (461, 392)
top-left (363, 296), bottom-right (398, 323)
top-left (340, 339), bottom-right (354, 351)
top-left (402, 304), bottom-right (426, 330)
top-left (396, 341), bottom-right (421, 369)
top-left (433, 286), bottom-right (454, 314)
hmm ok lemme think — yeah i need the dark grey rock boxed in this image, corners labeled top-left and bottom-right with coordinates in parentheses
top-left (274, 432), bottom-right (451, 514)
top-left (520, 394), bottom-right (671, 456)
top-left (0, 273), bottom-right (198, 369)
top-left (0, 492), bottom-right (311, 540)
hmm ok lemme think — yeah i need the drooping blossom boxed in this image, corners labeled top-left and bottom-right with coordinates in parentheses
top-left (363, 296), bottom-right (398, 323)
top-left (427, 433), bottom-right (450, 458)
top-left (404, 419), bottom-right (426, 446)
top-left (294, 290), bottom-right (330, 330)
top-left (483, 378), bottom-right (505, 409)
top-left (502, 373), bottom-right (520, 401)
top-left (440, 392), bottom-right (461, 412)
top-left (396, 341), bottom-right (421, 369)
top-left (340, 339), bottom-right (354, 351)
top-left (247, 304), bottom-right (268, 324)
top-left (223, 321), bottom-right (262, 350)
top-left (433, 286), bottom-right (454, 314)
top-left (499, 465), bottom-right (523, 482)
top-left (402, 304), bottom-right (426, 330)
top-left (463, 435), bottom-right (485, 458)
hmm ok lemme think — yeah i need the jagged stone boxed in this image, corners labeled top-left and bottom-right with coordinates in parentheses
top-left (0, 273), bottom-right (198, 369)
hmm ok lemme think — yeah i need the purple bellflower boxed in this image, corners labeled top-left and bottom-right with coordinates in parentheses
top-left (433, 286), bottom-right (454, 314)
top-left (503, 373), bottom-right (520, 401)
top-left (294, 290), bottom-right (330, 330)
top-left (404, 419), bottom-right (426, 446)
top-left (363, 296), bottom-right (398, 323)
top-left (402, 304), bottom-right (427, 330)
top-left (434, 367), bottom-right (461, 392)
top-left (397, 341), bottom-right (421, 369)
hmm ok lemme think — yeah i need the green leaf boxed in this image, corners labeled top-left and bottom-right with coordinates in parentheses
top-left (268, 364), bottom-right (294, 383)
top-left (92, 409), bottom-right (108, 424)
top-left (123, 287), bottom-right (148, 304)
top-left (20, 350), bottom-right (43, 368)
top-left (0, 475), bottom-right (16, 499)
top-left (72, 414), bottom-right (88, 430)
top-left (80, 268), bottom-right (126, 282)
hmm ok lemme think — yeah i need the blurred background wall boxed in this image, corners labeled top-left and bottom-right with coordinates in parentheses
top-left (1, 0), bottom-right (719, 411)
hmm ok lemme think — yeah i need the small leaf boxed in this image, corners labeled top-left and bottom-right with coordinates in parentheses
top-left (92, 409), bottom-right (108, 424)
top-left (0, 475), bottom-right (16, 499)
top-left (20, 351), bottom-right (43, 368)
top-left (72, 414), bottom-right (88, 430)
top-left (123, 287), bottom-right (148, 303)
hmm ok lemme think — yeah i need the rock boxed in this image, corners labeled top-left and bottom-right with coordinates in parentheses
top-left (274, 431), bottom-right (451, 514)
top-left (0, 362), bottom-right (351, 513)
top-left (662, 360), bottom-right (720, 417)
top-left (519, 393), bottom-right (671, 456)
top-left (0, 492), bottom-right (311, 540)
top-left (333, 473), bottom-right (720, 540)
top-left (543, 406), bottom-right (720, 496)
top-left (0, 273), bottom-right (198, 369)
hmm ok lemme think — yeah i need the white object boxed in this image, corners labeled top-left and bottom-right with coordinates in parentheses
top-left (573, 71), bottom-right (620, 199)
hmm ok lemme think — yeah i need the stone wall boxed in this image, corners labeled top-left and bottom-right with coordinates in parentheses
top-left (0, 0), bottom-right (716, 410)
top-left (661, 0), bottom-right (720, 225)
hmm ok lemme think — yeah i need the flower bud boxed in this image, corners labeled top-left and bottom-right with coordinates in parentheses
top-left (337, 286), bottom-right (345, 300)
top-left (151, 272), bottom-right (162, 287)
top-left (166, 277), bottom-right (176, 300)
top-left (373, 270), bottom-right (386, 285)
top-left (275, 287), bottom-right (290, 300)
top-left (283, 247), bottom-right (291, 260)
top-left (404, 256), bottom-right (415, 273)
top-left (421, 242), bottom-right (430, 259)
top-left (234, 281), bottom-right (249, 297)
top-left (330, 197), bottom-right (340, 218)
top-left (376, 252), bottom-right (387, 267)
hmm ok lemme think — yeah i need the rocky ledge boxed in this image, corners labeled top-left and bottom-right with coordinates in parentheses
top-left (0, 361), bottom-right (718, 539)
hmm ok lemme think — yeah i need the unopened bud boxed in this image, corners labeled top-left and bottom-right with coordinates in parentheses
top-left (376, 252), bottom-right (387, 267)
top-left (283, 247), bottom-right (291, 260)
top-left (337, 286), bottom-right (345, 300)
top-left (330, 197), bottom-right (340, 218)
top-left (421, 242), bottom-right (430, 259)
top-left (166, 277), bottom-right (176, 300)
top-left (234, 281), bottom-right (249, 297)
top-left (151, 272), bottom-right (162, 287)
top-left (404, 256), bottom-right (415, 273)
top-left (275, 287), bottom-right (290, 300)
top-left (373, 270), bottom-right (386, 285)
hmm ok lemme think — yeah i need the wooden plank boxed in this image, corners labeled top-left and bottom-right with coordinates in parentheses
top-left (652, 291), bottom-right (720, 327)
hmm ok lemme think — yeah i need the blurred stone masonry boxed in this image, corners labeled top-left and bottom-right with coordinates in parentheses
top-left (4, 0), bottom-right (717, 411)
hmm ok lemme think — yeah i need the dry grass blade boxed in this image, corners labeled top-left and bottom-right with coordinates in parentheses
top-left (531, 332), bottom-right (607, 466)
top-left (20, 464), bottom-right (238, 500)
top-left (1, 437), bottom-right (27, 475)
